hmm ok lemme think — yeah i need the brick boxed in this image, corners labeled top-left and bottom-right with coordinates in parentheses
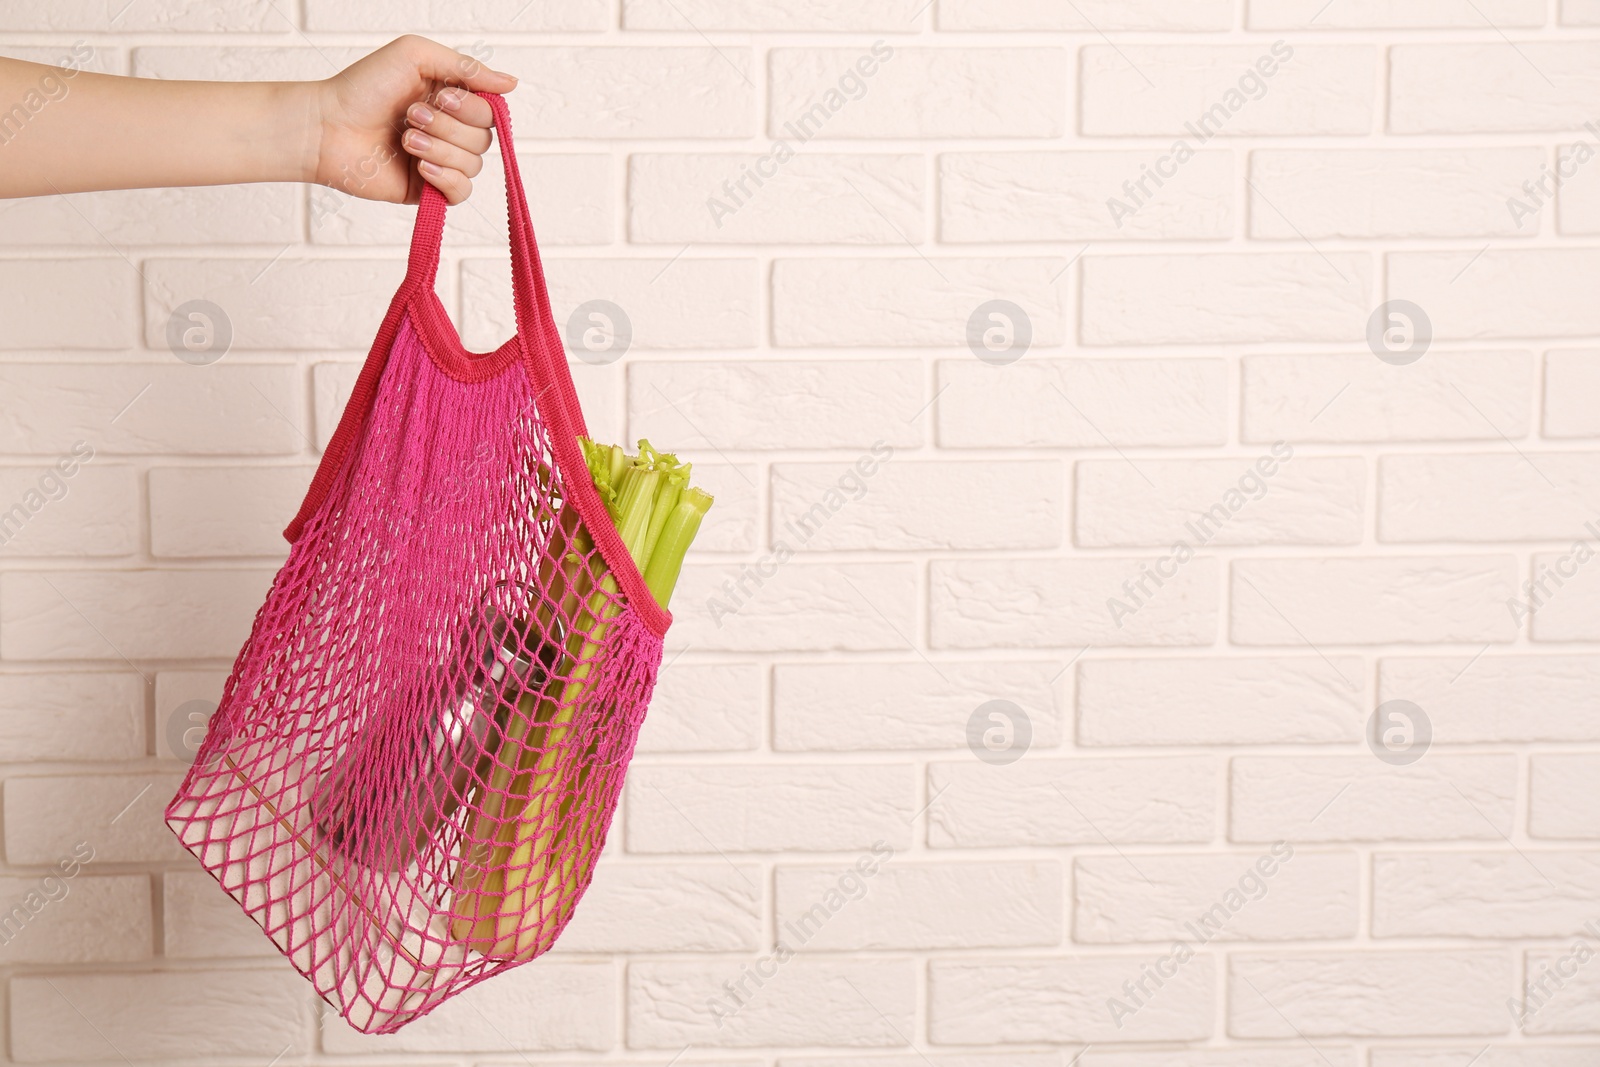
top-left (931, 557), bottom-right (1220, 649)
top-left (0, 43), bottom-right (121, 74)
top-left (9, 970), bottom-right (306, 1063)
top-left (630, 360), bottom-right (924, 451)
top-left (0, 260), bottom-right (134, 349)
top-left (1231, 556), bottom-right (1517, 645)
top-left (1558, 143), bottom-right (1600, 235)
top-left (534, 155), bottom-right (619, 242)
top-left (0, 364), bottom-right (303, 456)
top-left (0, 2), bottom-right (274, 30)
top-left (1078, 656), bottom-right (1364, 746)
top-left (1075, 849), bottom-right (1358, 943)
top-left (631, 153), bottom-right (924, 244)
top-left (0, 463), bottom-right (138, 557)
top-left (1389, 250), bottom-right (1600, 339)
top-left (773, 660), bottom-right (1064, 752)
top-left (1370, 1051), bottom-right (1600, 1067)
top-left (1531, 754), bottom-right (1600, 838)
top-left (929, 955), bottom-right (1215, 1043)
top-left (1249, 148), bottom-right (1541, 238)
top-left (1379, 453), bottom-right (1600, 541)
top-left (552, 862), bottom-right (761, 953)
top-left (1250, 0), bottom-right (1545, 27)
top-left (684, 462), bottom-right (758, 554)
top-left (154, 669), bottom-right (226, 762)
top-left (4, 773), bottom-right (187, 864)
top-left (1, 569), bottom-right (274, 661)
top-left (774, 459), bottom-right (1062, 551)
top-left (940, 0), bottom-right (1232, 29)
top-left (928, 757), bottom-right (1216, 847)
top-left (1241, 352), bottom-right (1534, 444)
top-left (1373, 851), bottom-right (1600, 938)
top-left (313, 152), bottom-right (612, 247)
top-left (940, 151), bottom-right (1233, 242)
top-left (1081, 44), bottom-right (1375, 136)
top-left (0, 185), bottom-right (298, 245)
top-left (937, 358), bottom-right (1227, 449)
top-left (131, 45), bottom-right (366, 81)
top-left (1390, 44), bottom-right (1600, 132)
top-left (773, 257), bottom-right (1066, 348)
top-left (162, 870), bottom-right (276, 959)
top-left (567, 359), bottom-right (627, 458)
top-left (1085, 1053), bottom-right (1355, 1067)
top-left (143, 258), bottom-right (406, 351)
top-left (785, 1056), bottom-right (1065, 1067)
top-left (462, 257), bottom-right (759, 351)
top-left (769, 47), bottom-right (1068, 139)
top-left (0, 672), bottom-right (144, 762)
top-left (1567, 0), bottom-right (1600, 22)
top-left (1380, 656), bottom-right (1600, 742)
top-left (626, 0), bottom-right (924, 28)
top-left (305, 0), bottom-right (607, 30)
top-left (322, 962), bottom-right (614, 1053)
top-left (776, 860), bottom-right (1062, 950)
top-left (1529, 548), bottom-right (1600, 641)
top-left (1546, 351), bottom-right (1600, 437)
top-left (1229, 952), bottom-right (1506, 1037)
top-left (482, 47), bottom-right (754, 138)
top-left (627, 764), bottom-right (914, 852)
top-left (313, 360), bottom-right (361, 452)
top-left (1076, 455), bottom-right (1365, 547)
top-left (1520, 946), bottom-right (1600, 1033)
top-left (0, 873), bottom-right (150, 964)
top-left (669, 561), bottom-right (916, 653)
top-left (1081, 253), bottom-right (1371, 345)
top-left (1230, 755), bottom-right (1517, 843)
top-left (629, 959), bottom-right (913, 1047)
top-left (149, 465), bottom-right (313, 557)
top-left (637, 663), bottom-right (761, 753)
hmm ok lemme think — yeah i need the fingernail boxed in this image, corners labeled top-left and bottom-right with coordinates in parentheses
top-left (408, 103), bottom-right (433, 126)
top-left (438, 88), bottom-right (462, 111)
top-left (419, 160), bottom-right (443, 177)
top-left (405, 129), bottom-right (433, 151)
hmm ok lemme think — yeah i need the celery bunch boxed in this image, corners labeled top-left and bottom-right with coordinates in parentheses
top-left (449, 438), bottom-right (710, 957)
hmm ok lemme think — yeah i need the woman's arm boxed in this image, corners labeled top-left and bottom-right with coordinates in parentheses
top-left (0, 35), bottom-right (517, 204)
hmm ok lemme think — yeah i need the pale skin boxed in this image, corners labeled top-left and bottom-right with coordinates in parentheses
top-left (0, 35), bottom-right (518, 204)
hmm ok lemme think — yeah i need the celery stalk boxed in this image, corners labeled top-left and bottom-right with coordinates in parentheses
top-left (475, 465), bottom-right (659, 958)
top-left (606, 443), bottom-right (627, 488)
top-left (448, 504), bottom-right (597, 942)
top-left (643, 487), bottom-right (711, 610)
top-left (451, 438), bottom-right (711, 957)
top-left (639, 465), bottom-right (687, 574)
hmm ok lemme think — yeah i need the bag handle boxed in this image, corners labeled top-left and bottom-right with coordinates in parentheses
top-left (402, 93), bottom-right (584, 426)
top-left (400, 92), bottom-right (671, 636)
top-left (405, 95), bottom-right (539, 342)
top-left (289, 93), bottom-right (572, 538)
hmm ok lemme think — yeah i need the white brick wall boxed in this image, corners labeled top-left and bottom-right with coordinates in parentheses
top-left (3, 2), bottom-right (1600, 1062)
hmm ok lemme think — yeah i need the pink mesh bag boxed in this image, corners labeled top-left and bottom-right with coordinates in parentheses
top-left (165, 92), bottom-right (669, 1033)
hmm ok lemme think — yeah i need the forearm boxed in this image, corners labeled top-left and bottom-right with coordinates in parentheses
top-left (0, 58), bottom-right (320, 198)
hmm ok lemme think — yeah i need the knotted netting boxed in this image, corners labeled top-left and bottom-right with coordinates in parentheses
top-left (165, 92), bottom-right (668, 1033)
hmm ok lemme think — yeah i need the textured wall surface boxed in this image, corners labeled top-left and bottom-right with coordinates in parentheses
top-left (2, 0), bottom-right (1600, 1063)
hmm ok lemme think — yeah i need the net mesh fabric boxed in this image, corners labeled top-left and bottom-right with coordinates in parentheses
top-left (165, 240), bottom-right (662, 1031)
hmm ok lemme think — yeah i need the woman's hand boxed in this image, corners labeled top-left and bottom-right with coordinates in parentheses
top-left (314, 35), bottom-right (519, 206)
top-left (0, 36), bottom-right (516, 202)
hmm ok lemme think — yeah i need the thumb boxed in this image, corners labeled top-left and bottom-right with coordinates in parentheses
top-left (403, 35), bottom-right (518, 92)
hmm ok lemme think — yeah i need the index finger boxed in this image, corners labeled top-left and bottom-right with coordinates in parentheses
top-left (433, 85), bottom-right (495, 130)
top-left (402, 34), bottom-right (517, 95)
